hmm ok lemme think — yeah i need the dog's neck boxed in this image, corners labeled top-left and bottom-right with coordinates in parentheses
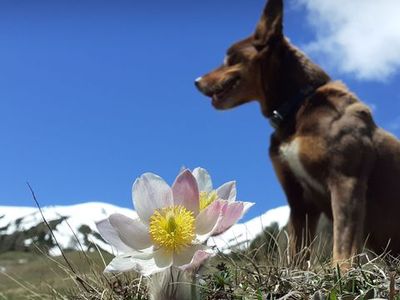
top-left (258, 39), bottom-right (330, 131)
top-left (267, 85), bottom-right (322, 129)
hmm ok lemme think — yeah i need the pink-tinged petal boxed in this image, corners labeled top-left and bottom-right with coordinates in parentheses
top-left (105, 248), bottom-right (172, 276)
top-left (212, 201), bottom-right (255, 236)
top-left (216, 181), bottom-right (237, 201)
top-left (132, 173), bottom-right (173, 224)
top-left (179, 249), bottom-right (212, 272)
top-left (109, 213), bottom-right (152, 250)
top-left (195, 200), bottom-right (224, 242)
top-left (96, 218), bottom-right (133, 253)
top-left (213, 202), bottom-right (243, 235)
top-left (172, 169), bottom-right (199, 215)
top-left (192, 167), bottom-right (213, 192)
top-left (174, 244), bottom-right (211, 270)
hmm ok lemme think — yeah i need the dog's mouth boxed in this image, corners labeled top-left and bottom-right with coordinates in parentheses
top-left (210, 76), bottom-right (241, 107)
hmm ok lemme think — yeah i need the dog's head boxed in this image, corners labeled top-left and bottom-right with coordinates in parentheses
top-left (195, 0), bottom-right (284, 111)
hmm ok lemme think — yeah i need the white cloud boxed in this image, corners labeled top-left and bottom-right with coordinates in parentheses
top-left (297, 0), bottom-right (400, 81)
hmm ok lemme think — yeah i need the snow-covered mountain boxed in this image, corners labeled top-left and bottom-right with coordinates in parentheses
top-left (0, 202), bottom-right (289, 255)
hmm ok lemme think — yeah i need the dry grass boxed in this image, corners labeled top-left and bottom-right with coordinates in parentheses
top-left (0, 248), bottom-right (148, 300)
top-left (2, 193), bottom-right (398, 300)
top-left (2, 229), bottom-right (399, 300)
top-left (196, 225), bottom-right (400, 299)
top-left (199, 248), bottom-right (400, 299)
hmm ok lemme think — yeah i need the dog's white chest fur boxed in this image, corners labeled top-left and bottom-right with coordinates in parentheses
top-left (279, 138), bottom-right (325, 194)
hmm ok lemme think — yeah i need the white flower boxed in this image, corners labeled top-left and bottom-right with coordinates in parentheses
top-left (96, 169), bottom-right (223, 276)
top-left (192, 167), bottom-right (254, 236)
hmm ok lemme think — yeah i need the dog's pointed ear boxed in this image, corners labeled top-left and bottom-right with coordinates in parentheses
top-left (253, 0), bottom-right (283, 51)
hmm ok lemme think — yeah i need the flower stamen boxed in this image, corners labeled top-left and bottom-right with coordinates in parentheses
top-left (199, 191), bottom-right (218, 211)
top-left (149, 205), bottom-right (195, 253)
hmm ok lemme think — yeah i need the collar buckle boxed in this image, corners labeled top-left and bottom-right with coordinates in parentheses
top-left (269, 110), bottom-right (284, 129)
top-left (267, 83), bottom-right (326, 130)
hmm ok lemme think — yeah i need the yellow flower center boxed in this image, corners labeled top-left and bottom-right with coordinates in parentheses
top-left (199, 191), bottom-right (218, 211)
top-left (149, 205), bottom-right (195, 253)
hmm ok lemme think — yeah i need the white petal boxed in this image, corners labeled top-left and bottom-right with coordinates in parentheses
top-left (140, 248), bottom-right (173, 276)
top-left (108, 214), bottom-right (152, 250)
top-left (172, 169), bottom-right (199, 215)
top-left (242, 201), bottom-right (255, 215)
top-left (104, 250), bottom-right (153, 273)
top-left (173, 245), bottom-right (198, 267)
top-left (173, 244), bottom-right (210, 269)
top-left (216, 181), bottom-right (237, 201)
top-left (195, 200), bottom-right (224, 242)
top-left (96, 218), bottom-right (134, 253)
top-left (132, 173), bottom-right (173, 225)
top-left (105, 255), bottom-right (140, 273)
top-left (192, 167), bottom-right (213, 192)
top-left (153, 247), bottom-right (173, 268)
top-left (105, 248), bottom-right (173, 276)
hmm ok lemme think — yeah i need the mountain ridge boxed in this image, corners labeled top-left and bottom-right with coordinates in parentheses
top-left (0, 202), bottom-right (290, 255)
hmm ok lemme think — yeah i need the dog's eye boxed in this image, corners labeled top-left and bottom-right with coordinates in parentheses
top-left (225, 54), bottom-right (241, 66)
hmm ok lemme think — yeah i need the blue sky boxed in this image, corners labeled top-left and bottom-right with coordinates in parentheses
top-left (1, 0), bottom-right (399, 221)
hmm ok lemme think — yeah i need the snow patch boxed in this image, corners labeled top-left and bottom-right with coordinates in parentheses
top-left (0, 202), bottom-right (137, 253)
top-left (0, 202), bottom-right (290, 255)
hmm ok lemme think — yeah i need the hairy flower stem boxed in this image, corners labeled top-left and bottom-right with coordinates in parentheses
top-left (148, 267), bottom-right (197, 300)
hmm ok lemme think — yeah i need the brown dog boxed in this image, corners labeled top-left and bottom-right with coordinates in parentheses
top-left (195, 0), bottom-right (400, 266)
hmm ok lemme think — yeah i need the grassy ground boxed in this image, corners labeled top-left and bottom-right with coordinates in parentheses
top-left (0, 249), bottom-right (117, 299)
top-left (1, 233), bottom-right (399, 299)
top-left (199, 250), bottom-right (400, 299)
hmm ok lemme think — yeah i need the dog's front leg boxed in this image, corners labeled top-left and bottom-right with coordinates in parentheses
top-left (270, 149), bottom-right (320, 260)
top-left (329, 176), bottom-right (366, 268)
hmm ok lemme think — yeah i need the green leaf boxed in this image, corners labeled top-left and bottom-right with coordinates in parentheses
top-left (329, 289), bottom-right (338, 300)
top-left (257, 289), bottom-right (263, 300)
